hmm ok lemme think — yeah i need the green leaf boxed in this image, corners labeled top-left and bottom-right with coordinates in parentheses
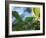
top-left (33, 8), bottom-right (40, 19)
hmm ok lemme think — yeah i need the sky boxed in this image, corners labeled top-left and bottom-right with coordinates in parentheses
top-left (12, 6), bottom-right (32, 22)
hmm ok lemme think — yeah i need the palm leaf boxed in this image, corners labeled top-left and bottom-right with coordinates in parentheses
top-left (33, 8), bottom-right (40, 20)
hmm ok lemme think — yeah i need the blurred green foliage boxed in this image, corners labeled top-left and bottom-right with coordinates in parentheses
top-left (12, 8), bottom-right (40, 31)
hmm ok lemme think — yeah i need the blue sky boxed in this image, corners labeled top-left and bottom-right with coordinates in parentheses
top-left (12, 6), bottom-right (32, 22)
